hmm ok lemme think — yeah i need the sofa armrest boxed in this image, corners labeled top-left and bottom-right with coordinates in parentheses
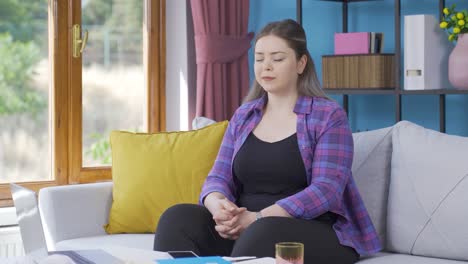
top-left (38, 182), bottom-right (113, 249)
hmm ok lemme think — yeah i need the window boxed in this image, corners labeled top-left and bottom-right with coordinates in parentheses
top-left (0, 0), bottom-right (166, 206)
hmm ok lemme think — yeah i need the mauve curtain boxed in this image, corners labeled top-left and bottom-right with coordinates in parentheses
top-left (190, 0), bottom-right (253, 122)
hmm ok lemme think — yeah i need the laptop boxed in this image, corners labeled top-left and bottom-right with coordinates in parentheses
top-left (10, 183), bottom-right (124, 264)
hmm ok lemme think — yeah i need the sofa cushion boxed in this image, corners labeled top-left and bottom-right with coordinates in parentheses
top-left (357, 254), bottom-right (468, 264)
top-left (387, 121), bottom-right (468, 261)
top-left (39, 182), bottom-right (113, 249)
top-left (105, 121), bottom-right (228, 234)
top-left (55, 234), bottom-right (154, 251)
top-left (192, 116), bottom-right (217, 130)
top-left (352, 126), bottom-right (393, 249)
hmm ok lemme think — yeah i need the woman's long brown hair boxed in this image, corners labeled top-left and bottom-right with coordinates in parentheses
top-left (244, 19), bottom-right (328, 103)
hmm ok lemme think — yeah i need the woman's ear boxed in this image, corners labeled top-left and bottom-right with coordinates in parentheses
top-left (297, 54), bottom-right (307, 74)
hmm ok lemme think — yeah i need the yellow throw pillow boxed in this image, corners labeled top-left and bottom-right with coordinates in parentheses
top-left (104, 121), bottom-right (228, 234)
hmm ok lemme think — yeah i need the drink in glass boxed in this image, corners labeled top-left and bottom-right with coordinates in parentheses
top-left (275, 242), bottom-right (304, 264)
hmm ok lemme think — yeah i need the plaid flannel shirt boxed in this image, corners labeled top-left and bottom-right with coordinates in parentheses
top-left (199, 95), bottom-right (382, 255)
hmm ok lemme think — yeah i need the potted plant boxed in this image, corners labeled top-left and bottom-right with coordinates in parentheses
top-left (440, 4), bottom-right (468, 89)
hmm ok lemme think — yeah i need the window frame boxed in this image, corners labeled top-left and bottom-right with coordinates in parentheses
top-left (0, 0), bottom-right (166, 207)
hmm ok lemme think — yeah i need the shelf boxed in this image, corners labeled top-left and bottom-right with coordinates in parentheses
top-left (318, 0), bottom-right (383, 2)
top-left (324, 88), bottom-right (395, 94)
top-left (322, 53), bottom-right (395, 58)
top-left (323, 89), bottom-right (468, 95)
top-left (400, 89), bottom-right (468, 95)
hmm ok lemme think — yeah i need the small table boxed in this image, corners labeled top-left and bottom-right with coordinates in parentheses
top-left (1, 247), bottom-right (275, 264)
top-left (103, 247), bottom-right (276, 264)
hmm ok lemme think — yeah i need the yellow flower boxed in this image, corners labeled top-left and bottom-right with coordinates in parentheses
top-left (441, 6), bottom-right (468, 42)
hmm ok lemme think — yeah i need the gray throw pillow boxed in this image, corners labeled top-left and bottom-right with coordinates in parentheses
top-left (387, 121), bottom-right (468, 261)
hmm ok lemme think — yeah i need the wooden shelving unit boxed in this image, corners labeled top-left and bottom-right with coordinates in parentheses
top-left (296, 0), bottom-right (466, 133)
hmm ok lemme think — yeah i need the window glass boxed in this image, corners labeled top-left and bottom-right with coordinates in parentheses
top-left (0, 0), bottom-right (51, 183)
top-left (81, 0), bottom-right (145, 167)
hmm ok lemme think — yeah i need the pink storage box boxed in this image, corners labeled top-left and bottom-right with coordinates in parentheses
top-left (334, 32), bottom-right (370, 55)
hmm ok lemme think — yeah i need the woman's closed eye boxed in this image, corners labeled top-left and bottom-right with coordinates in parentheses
top-left (255, 58), bottom-right (284, 62)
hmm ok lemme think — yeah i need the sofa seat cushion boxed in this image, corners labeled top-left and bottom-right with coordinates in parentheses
top-left (55, 234), bottom-right (154, 251)
top-left (357, 254), bottom-right (468, 264)
top-left (388, 121), bottom-right (468, 261)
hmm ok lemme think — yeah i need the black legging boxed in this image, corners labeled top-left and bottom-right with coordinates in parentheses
top-left (154, 204), bottom-right (359, 264)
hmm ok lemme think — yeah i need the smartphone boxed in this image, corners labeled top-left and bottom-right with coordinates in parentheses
top-left (167, 251), bottom-right (199, 259)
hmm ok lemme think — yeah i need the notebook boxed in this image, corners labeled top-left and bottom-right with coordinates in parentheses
top-left (156, 256), bottom-right (230, 264)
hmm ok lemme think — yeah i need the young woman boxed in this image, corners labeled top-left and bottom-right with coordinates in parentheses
top-left (154, 19), bottom-right (381, 264)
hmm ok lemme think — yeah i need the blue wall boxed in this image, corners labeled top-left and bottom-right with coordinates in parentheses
top-left (248, 0), bottom-right (468, 136)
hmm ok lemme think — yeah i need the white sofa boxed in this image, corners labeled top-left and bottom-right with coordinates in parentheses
top-left (39, 121), bottom-right (468, 263)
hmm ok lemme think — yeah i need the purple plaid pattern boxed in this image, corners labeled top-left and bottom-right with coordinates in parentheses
top-left (199, 95), bottom-right (382, 255)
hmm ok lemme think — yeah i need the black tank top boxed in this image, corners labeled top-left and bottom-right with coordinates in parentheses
top-left (233, 132), bottom-right (336, 223)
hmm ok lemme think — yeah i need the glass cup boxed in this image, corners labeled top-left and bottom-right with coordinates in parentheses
top-left (275, 242), bottom-right (304, 264)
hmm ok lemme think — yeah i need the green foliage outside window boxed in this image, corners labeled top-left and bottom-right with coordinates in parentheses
top-left (82, 0), bottom-right (144, 66)
top-left (0, 33), bottom-right (44, 116)
top-left (0, 0), bottom-right (47, 46)
top-left (86, 128), bottom-right (141, 165)
top-left (86, 132), bottom-right (112, 165)
top-left (0, 0), bottom-right (47, 116)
